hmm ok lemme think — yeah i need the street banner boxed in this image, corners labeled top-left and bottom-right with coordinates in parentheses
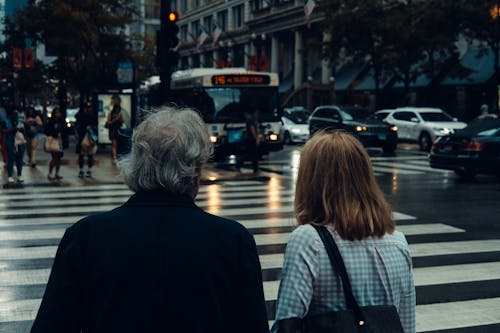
top-left (13, 48), bottom-right (22, 70)
top-left (116, 62), bottom-right (134, 84)
top-left (304, 0), bottom-right (316, 28)
top-left (24, 48), bottom-right (34, 69)
top-left (212, 24), bottom-right (223, 46)
top-left (197, 28), bottom-right (208, 51)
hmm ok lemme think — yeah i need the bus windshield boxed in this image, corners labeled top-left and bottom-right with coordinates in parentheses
top-left (202, 87), bottom-right (279, 122)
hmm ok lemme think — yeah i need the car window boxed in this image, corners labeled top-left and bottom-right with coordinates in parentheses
top-left (419, 112), bottom-right (453, 122)
top-left (314, 108), bottom-right (339, 120)
top-left (375, 112), bottom-right (389, 120)
top-left (393, 111), bottom-right (414, 121)
top-left (286, 111), bottom-right (309, 124)
top-left (477, 128), bottom-right (500, 136)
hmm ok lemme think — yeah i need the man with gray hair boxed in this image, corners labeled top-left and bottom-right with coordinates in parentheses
top-left (31, 108), bottom-right (269, 333)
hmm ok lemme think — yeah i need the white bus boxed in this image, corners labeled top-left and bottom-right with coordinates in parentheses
top-left (142, 68), bottom-right (283, 161)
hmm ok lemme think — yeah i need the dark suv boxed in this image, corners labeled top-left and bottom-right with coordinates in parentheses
top-left (309, 105), bottom-right (398, 153)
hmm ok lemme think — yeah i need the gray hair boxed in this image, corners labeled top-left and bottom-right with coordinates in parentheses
top-left (119, 107), bottom-right (213, 195)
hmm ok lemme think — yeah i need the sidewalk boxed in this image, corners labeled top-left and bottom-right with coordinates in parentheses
top-left (1, 138), bottom-right (268, 188)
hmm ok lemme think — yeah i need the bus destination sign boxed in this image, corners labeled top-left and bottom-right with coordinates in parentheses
top-left (212, 75), bottom-right (271, 86)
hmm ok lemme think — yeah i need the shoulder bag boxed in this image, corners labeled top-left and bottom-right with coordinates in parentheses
top-left (44, 135), bottom-right (61, 153)
top-left (15, 131), bottom-right (27, 146)
top-left (81, 131), bottom-right (98, 155)
top-left (278, 225), bottom-right (405, 333)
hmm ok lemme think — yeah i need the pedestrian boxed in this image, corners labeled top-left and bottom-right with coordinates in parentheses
top-left (0, 101), bottom-right (8, 167)
top-left (31, 107), bottom-right (269, 333)
top-left (237, 108), bottom-right (260, 174)
top-left (75, 101), bottom-right (98, 178)
top-left (0, 109), bottom-right (26, 183)
top-left (105, 94), bottom-right (123, 165)
top-left (23, 105), bottom-right (44, 167)
top-left (272, 131), bottom-right (416, 333)
top-left (45, 107), bottom-right (66, 181)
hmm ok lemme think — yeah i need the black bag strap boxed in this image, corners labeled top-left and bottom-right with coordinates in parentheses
top-left (312, 225), bottom-right (366, 322)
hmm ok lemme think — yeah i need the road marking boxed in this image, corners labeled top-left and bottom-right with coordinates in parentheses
top-left (372, 166), bottom-right (422, 175)
top-left (373, 161), bottom-right (451, 173)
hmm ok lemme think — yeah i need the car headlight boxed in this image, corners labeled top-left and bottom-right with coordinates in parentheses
top-left (291, 128), bottom-right (301, 134)
top-left (433, 127), bottom-right (451, 135)
top-left (390, 125), bottom-right (398, 132)
top-left (355, 126), bottom-right (367, 132)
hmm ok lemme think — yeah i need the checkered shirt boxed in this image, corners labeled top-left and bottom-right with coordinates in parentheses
top-left (271, 224), bottom-right (416, 333)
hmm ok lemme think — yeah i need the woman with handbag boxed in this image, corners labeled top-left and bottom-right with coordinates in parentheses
top-left (272, 131), bottom-right (416, 333)
top-left (75, 102), bottom-right (98, 178)
top-left (105, 95), bottom-right (123, 165)
top-left (23, 105), bottom-right (44, 167)
top-left (45, 107), bottom-right (66, 181)
top-left (0, 109), bottom-right (26, 183)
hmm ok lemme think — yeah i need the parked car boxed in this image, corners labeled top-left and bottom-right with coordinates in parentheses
top-left (309, 105), bottom-right (398, 153)
top-left (382, 107), bottom-right (467, 151)
top-left (281, 111), bottom-right (309, 144)
top-left (430, 118), bottom-right (500, 178)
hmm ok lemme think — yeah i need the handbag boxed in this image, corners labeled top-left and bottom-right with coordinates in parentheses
top-left (81, 133), bottom-right (97, 155)
top-left (44, 136), bottom-right (61, 153)
top-left (278, 226), bottom-right (405, 333)
top-left (15, 131), bottom-right (27, 146)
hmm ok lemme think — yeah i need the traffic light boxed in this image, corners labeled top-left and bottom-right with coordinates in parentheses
top-left (157, 11), bottom-right (180, 70)
top-left (165, 11), bottom-right (180, 68)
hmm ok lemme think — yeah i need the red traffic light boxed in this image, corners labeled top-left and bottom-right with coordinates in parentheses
top-left (168, 11), bottom-right (179, 22)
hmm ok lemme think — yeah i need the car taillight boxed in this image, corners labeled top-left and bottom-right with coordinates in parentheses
top-left (464, 141), bottom-right (486, 152)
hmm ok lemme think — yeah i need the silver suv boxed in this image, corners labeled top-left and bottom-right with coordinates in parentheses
top-left (381, 107), bottom-right (467, 151)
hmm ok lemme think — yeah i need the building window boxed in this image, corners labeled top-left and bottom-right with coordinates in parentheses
top-left (232, 5), bottom-right (244, 28)
top-left (203, 16), bottom-right (213, 33)
top-left (192, 20), bottom-right (200, 36)
top-left (144, 0), bottom-right (160, 19)
top-left (180, 25), bottom-right (188, 42)
top-left (217, 11), bottom-right (227, 31)
top-left (193, 0), bottom-right (200, 9)
top-left (180, 0), bottom-right (187, 13)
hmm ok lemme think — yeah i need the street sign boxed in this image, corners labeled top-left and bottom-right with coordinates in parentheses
top-left (117, 61), bottom-right (134, 84)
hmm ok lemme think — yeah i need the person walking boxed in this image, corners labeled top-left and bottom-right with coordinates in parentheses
top-left (1, 109), bottom-right (26, 183)
top-left (31, 107), bottom-right (269, 333)
top-left (75, 102), bottom-right (98, 178)
top-left (105, 95), bottom-right (123, 165)
top-left (45, 107), bottom-right (66, 181)
top-left (23, 105), bottom-right (44, 167)
top-left (237, 108), bottom-right (260, 174)
top-left (0, 101), bottom-right (8, 168)
top-left (272, 131), bottom-right (416, 333)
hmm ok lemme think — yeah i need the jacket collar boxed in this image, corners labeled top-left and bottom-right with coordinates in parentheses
top-left (123, 190), bottom-right (197, 208)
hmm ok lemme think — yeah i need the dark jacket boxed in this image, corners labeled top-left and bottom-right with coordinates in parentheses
top-left (31, 190), bottom-right (269, 333)
top-left (44, 117), bottom-right (66, 138)
top-left (75, 110), bottom-right (98, 139)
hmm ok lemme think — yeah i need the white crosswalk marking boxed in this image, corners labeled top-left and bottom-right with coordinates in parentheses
top-left (1, 176), bottom-right (499, 333)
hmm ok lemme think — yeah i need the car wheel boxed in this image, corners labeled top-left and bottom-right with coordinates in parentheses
top-left (284, 131), bottom-right (292, 145)
top-left (383, 143), bottom-right (397, 154)
top-left (454, 168), bottom-right (477, 179)
top-left (419, 132), bottom-right (432, 151)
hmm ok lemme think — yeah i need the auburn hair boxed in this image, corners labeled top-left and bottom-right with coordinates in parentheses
top-left (294, 131), bottom-right (394, 240)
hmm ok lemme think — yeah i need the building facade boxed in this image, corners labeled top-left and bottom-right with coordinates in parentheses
top-left (172, 0), bottom-right (333, 94)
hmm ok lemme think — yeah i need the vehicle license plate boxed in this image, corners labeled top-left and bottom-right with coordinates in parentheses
top-left (378, 134), bottom-right (387, 140)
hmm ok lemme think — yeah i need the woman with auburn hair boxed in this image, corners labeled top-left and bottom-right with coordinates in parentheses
top-left (272, 131), bottom-right (416, 333)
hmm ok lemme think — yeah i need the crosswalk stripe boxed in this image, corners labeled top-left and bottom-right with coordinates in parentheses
top-left (4, 297), bottom-right (500, 331)
top-left (373, 161), bottom-right (451, 173)
top-left (415, 297), bottom-right (500, 332)
top-left (262, 261), bottom-right (500, 301)
top-left (0, 193), bottom-right (295, 210)
top-left (0, 184), bottom-right (284, 201)
top-left (372, 165), bottom-right (423, 175)
top-left (1, 222), bottom-right (458, 242)
top-left (259, 239), bottom-right (500, 270)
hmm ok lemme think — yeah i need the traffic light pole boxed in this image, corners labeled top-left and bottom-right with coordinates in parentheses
top-left (160, 0), bottom-right (172, 104)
